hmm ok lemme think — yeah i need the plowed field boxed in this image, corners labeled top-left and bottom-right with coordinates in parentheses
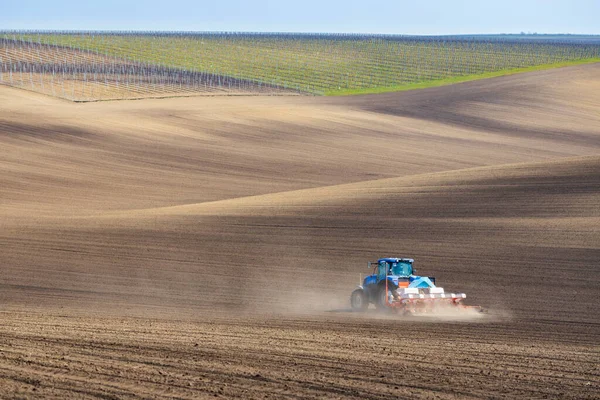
top-left (1, 64), bottom-right (599, 399)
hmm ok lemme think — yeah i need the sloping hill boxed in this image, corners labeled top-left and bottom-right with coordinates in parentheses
top-left (3, 156), bottom-right (598, 323)
top-left (1, 62), bottom-right (599, 400)
top-left (1, 64), bottom-right (599, 217)
top-left (0, 64), bottom-right (599, 321)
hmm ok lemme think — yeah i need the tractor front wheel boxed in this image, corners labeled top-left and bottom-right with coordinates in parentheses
top-left (350, 289), bottom-right (368, 312)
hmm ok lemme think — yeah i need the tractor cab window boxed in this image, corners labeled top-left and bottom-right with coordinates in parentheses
top-left (391, 261), bottom-right (413, 277)
top-left (377, 262), bottom-right (388, 281)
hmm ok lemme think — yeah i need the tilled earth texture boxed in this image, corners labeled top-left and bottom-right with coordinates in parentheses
top-left (1, 64), bottom-right (599, 399)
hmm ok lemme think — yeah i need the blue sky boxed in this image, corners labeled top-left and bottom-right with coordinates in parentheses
top-left (2, 0), bottom-right (599, 34)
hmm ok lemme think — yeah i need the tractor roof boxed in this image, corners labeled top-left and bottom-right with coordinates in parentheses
top-left (378, 258), bottom-right (414, 263)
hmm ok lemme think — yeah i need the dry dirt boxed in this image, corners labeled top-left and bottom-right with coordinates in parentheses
top-left (0, 64), bottom-right (599, 399)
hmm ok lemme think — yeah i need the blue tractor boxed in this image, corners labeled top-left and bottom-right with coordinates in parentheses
top-left (350, 258), bottom-right (474, 313)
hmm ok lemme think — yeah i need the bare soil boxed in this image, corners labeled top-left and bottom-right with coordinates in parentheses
top-left (0, 64), bottom-right (599, 399)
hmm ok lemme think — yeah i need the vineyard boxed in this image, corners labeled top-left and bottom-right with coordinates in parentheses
top-left (2, 31), bottom-right (600, 101)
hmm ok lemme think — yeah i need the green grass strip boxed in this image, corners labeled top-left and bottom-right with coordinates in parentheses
top-left (324, 58), bottom-right (600, 96)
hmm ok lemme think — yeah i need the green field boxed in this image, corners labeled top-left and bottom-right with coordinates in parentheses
top-left (9, 33), bottom-right (600, 96)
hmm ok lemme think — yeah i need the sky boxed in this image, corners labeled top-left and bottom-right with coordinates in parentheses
top-left (2, 0), bottom-right (599, 35)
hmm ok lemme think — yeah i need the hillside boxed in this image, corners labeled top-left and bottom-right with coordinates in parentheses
top-left (1, 63), bottom-right (599, 319)
top-left (0, 63), bottom-right (599, 399)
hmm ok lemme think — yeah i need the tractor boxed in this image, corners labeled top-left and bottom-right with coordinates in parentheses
top-left (350, 258), bottom-right (479, 314)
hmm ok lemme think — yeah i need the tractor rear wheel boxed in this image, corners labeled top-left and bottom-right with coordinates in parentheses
top-left (375, 286), bottom-right (390, 310)
top-left (350, 289), bottom-right (368, 312)
top-left (375, 282), bottom-right (397, 311)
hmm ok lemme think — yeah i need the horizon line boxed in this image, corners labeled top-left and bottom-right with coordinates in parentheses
top-left (1, 30), bottom-right (599, 36)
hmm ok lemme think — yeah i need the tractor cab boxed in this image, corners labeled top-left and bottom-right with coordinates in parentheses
top-left (376, 258), bottom-right (414, 279)
top-left (372, 258), bottom-right (414, 281)
top-left (363, 257), bottom-right (436, 291)
top-left (362, 258), bottom-right (416, 290)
